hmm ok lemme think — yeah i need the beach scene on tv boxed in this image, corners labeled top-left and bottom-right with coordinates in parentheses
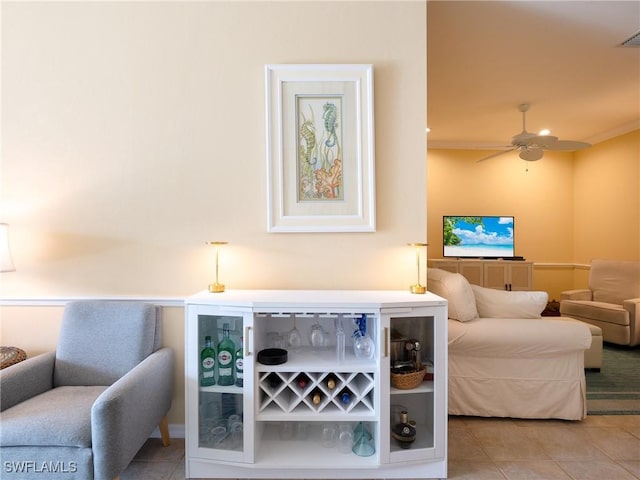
top-left (444, 216), bottom-right (515, 258)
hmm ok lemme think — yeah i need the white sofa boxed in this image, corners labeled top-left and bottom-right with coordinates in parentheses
top-left (428, 268), bottom-right (592, 420)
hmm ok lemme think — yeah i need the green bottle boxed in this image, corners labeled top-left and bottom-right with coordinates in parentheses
top-left (200, 336), bottom-right (216, 387)
top-left (217, 323), bottom-right (235, 386)
top-left (235, 337), bottom-right (244, 387)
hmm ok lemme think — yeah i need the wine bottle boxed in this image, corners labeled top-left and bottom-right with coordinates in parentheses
top-left (296, 373), bottom-right (309, 389)
top-left (235, 336), bottom-right (244, 387)
top-left (200, 336), bottom-right (216, 387)
top-left (217, 323), bottom-right (235, 386)
top-left (326, 374), bottom-right (337, 390)
top-left (339, 388), bottom-right (351, 406)
top-left (266, 372), bottom-right (281, 389)
top-left (391, 410), bottom-right (416, 449)
top-left (311, 389), bottom-right (322, 405)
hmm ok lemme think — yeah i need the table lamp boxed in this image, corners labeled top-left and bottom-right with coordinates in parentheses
top-left (408, 242), bottom-right (428, 294)
top-left (206, 241), bottom-right (227, 293)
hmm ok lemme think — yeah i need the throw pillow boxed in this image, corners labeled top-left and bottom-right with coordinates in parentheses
top-left (471, 284), bottom-right (548, 318)
top-left (427, 268), bottom-right (479, 322)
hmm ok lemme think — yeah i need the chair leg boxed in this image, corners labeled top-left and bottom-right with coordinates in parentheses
top-left (159, 415), bottom-right (171, 447)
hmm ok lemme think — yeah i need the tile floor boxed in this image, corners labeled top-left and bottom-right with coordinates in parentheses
top-left (122, 415), bottom-right (640, 480)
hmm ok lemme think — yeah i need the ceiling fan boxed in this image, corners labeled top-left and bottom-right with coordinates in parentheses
top-left (477, 104), bottom-right (591, 162)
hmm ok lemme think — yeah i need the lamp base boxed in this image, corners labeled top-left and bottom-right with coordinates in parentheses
top-left (208, 283), bottom-right (225, 293)
top-left (410, 284), bottom-right (426, 294)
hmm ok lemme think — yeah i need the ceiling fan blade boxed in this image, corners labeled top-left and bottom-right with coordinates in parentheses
top-left (545, 139), bottom-right (591, 151)
top-left (476, 148), bottom-right (517, 162)
top-left (525, 135), bottom-right (558, 148)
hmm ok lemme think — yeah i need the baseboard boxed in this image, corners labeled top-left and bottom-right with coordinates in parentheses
top-left (150, 423), bottom-right (186, 439)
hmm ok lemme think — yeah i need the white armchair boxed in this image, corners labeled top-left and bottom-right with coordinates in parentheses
top-left (560, 259), bottom-right (640, 346)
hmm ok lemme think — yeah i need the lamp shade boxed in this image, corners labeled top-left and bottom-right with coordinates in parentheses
top-left (0, 223), bottom-right (16, 272)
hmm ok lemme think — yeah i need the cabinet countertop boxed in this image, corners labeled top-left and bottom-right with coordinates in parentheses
top-left (185, 289), bottom-right (447, 309)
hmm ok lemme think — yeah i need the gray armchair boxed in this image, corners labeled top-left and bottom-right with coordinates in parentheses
top-left (560, 259), bottom-right (640, 346)
top-left (0, 301), bottom-right (174, 480)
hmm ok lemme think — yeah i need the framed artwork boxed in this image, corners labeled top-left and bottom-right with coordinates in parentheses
top-left (265, 64), bottom-right (375, 232)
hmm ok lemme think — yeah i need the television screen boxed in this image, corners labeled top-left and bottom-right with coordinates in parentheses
top-left (443, 216), bottom-right (515, 258)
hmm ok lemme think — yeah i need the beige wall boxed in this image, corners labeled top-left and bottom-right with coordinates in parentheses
top-left (0, 1), bottom-right (426, 428)
top-left (572, 130), bottom-right (640, 263)
top-left (427, 129), bottom-right (640, 299)
top-left (1, 1), bottom-right (427, 298)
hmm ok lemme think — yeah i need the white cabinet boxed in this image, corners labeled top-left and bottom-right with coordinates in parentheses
top-left (185, 290), bottom-right (447, 479)
top-left (429, 259), bottom-right (533, 291)
top-left (483, 262), bottom-right (533, 291)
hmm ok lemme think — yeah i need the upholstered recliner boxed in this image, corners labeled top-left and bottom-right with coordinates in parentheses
top-left (560, 259), bottom-right (640, 346)
top-left (0, 301), bottom-right (174, 480)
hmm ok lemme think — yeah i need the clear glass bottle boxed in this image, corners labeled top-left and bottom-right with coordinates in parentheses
top-left (335, 316), bottom-right (346, 362)
top-left (353, 314), bottom-right (375, 359)
top-left (217, 323), bottom-right (235, 386)
top-left (200, 336), bottom-right (216, 386)
top-left (235, 336), bottom-right (244, 387)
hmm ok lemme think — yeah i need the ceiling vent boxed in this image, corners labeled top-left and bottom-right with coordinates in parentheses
top-left (621, 31), bottom-right (640, 47)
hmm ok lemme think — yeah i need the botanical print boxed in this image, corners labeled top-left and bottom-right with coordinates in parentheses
top-left (296, 95), bottom-right (344, 202)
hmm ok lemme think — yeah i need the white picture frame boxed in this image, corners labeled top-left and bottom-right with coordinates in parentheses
top-left (265, 64), bottom-right (375, 233)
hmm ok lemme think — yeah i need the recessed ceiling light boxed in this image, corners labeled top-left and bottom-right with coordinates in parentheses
top-left (539, 129), bottom-right (550, 136)
top-left (425, 127), bottom-right (431, 134)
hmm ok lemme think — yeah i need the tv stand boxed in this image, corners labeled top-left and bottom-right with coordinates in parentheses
top-left (454, 256), bottom-right (525, 261)
top-left (428, 259), bottom-right (533, 291)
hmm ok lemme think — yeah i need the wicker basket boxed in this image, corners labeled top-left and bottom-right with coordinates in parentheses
top-left (391, 367), bottom-right (426, 390)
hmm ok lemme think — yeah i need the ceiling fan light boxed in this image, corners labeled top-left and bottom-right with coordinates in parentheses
top-left (520, 147), bottom-right (543, 161)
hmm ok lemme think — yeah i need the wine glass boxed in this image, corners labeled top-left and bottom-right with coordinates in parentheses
top-left (287, 314), bottom-right (302, 351)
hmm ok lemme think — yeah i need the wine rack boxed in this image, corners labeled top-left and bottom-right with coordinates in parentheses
top-left (258, 371), bottom-right (375, 417)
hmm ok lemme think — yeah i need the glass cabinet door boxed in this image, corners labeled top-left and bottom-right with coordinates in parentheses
top-left (381, 307), bottom-right (446, 464)
top-left (187, 306), bottom-right (254, 463)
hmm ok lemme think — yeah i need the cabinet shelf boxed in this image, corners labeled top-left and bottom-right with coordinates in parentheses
top-left (390, 381), bottom-right (435, 395)
top-left (255, 347), bottom-right (376, 372)
top-left (254, 422), bottom-right (379, 468)
top-left (199, 385), bottom-right (243, 394)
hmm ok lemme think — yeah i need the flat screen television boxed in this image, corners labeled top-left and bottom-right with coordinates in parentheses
top-left (443, 216), bottom-right (515, 258)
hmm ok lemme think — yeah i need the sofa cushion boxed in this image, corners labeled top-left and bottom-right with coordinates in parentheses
top-left (471, 284), bottom-right (548, 319)
top-left (427, 268), bottom-right (478, 322)
top-left (589, 259), bottom-right (640, 305)
top-left (561, 300), bottom-right (629, 326)
top-left (0, 386), bottom-right (107, 447)
top-left (448, 317), bottom-right (592, 358)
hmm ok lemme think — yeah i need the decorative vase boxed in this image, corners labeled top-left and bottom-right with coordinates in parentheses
top-left (391, 410), bottom-right (416, 449)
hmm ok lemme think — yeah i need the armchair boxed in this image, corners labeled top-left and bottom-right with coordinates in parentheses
top-left (560, 259), bottom-right (640, 346)
top-left (0, 301), bottom-right (174, 480)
